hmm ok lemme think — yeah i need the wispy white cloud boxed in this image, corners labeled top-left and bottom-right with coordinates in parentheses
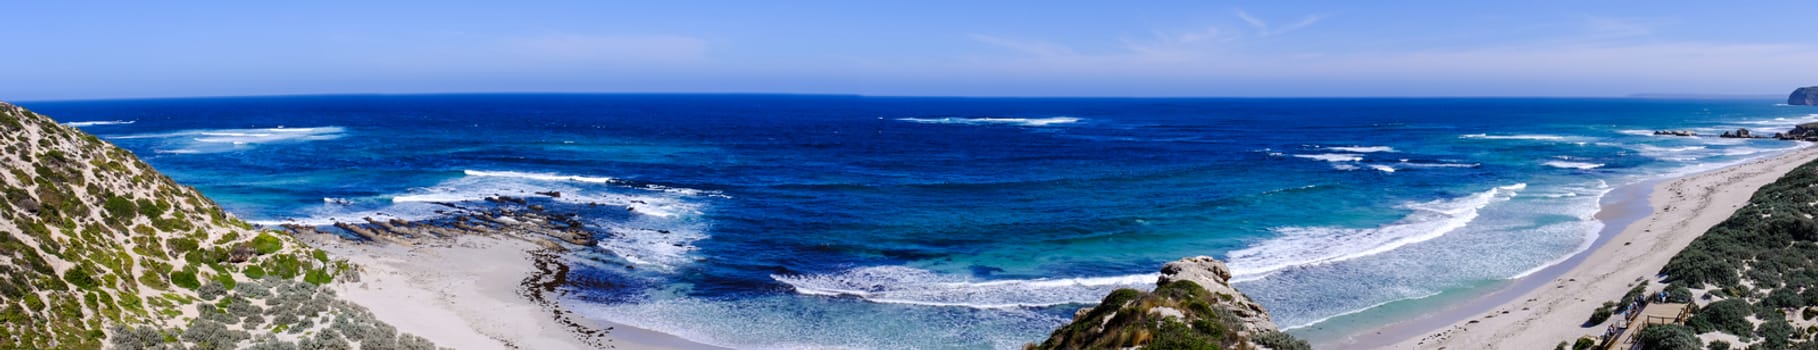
top-left (943, 16), bottom-right (1818, 96)
top-left (1234, 9), bottom-right (1328, 37)
top-left (1236, 10), bottom-right (1267, 31)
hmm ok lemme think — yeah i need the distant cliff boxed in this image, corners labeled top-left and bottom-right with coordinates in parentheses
top-left (0, 102), bottom-right (432, 349)
top-left (1789, 87), bottom-right (1818, 105)
top-left (1029, 256), bottom-right (1307, 350)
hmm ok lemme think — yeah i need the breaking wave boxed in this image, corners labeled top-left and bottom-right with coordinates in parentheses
top-left (897, 117), bottom-right (1082, 127)
top-left (1225, 184), bottom-right (1525, 282)
top-left (774, 266), bottom-right (1156, 309)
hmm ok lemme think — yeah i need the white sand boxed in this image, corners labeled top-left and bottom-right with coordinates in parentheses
top-left (312, 235), bottom-right (723, 350)
top-left (1381, 145), bottom-right (1818, 349)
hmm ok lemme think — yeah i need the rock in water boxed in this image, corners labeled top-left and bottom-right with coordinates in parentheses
top-left (1779, 122), bottom-right (1818, 141)
top-left (1029, 256), bottom-right (1306, 350)
top-left (1790, 86), bottom-right (1818, 106)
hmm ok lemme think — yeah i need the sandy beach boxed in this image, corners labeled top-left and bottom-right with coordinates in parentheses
top-left (309, 235), bottom-right (727, 350)
top-left (1345, 144), bottom-right (1818, 349)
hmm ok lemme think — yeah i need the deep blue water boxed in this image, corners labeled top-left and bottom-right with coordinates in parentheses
top-left (21, 95), bottom-right (1817, 349)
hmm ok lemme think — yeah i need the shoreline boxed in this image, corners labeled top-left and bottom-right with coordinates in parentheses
top-left (1333, 144), bottom-right (1818, 348)
top-left (305, 234), bottom-right (727, 350)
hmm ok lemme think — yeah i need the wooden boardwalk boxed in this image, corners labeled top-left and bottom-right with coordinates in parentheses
top-left (1604, 302), bottom-right (1693, 350)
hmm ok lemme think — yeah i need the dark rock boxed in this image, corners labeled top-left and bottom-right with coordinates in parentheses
top-left (1652, 130), bottom-right (1696, 137)
top-left (535, 191), bottom-right (562, 198)
top-left (529, 204), bottom-right (545, 212)
top-left (228, 246), bottom-right (257, 263)
top-left (1789, 86), bottom-right (1818, 105)
top-left (1778, 122), bottom-right (1818, 141)
top-left (1721, 128), bottom-right (1756, 138)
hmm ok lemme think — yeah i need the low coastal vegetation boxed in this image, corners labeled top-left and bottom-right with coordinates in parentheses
top-left (1577, 159), bottom-right (1818, 349)
top-left (1030, 256), bottom-right (1308, 350)
top-left (0, 102), bottom-right (437, 349)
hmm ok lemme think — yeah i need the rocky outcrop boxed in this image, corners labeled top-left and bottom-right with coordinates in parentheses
top-left (0, 102), bottom-right (434, 349)
top-left (1653, 130), bottom-right (1697, 137)
top-left (1777, 122), bottom-right (1818, 141)
top-left (1029, 256), bottom-right (1306, 350)
top-left (1158, 257), bottom-right (1280, 334)
top-left (1789, 86), bottom-right (1818, 105)
top-left (1721, 128), bottom-right (1761, 139)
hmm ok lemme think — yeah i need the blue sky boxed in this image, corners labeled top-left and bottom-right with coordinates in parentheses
top-left (5, 1), bottom-right (1817, 100)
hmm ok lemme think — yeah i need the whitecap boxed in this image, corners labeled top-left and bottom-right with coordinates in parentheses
top-left (463, 169), bottom-right (615, 184)
top-left (1398, 162), bottom-right (1481, 169)
top-left (1293, 153), bottom-right (1364, 162)
top-left (1327, 146), bottom-right (1396, 153)
top-left (1366, 164), bottom-right (1396, 173)
top-left (64, 120), bottom-right (136, 127)
top-left (1225, 184), bottom-right (1523, 282)
top-left (110, 126), bottom-right (346, 153)
top-left (1459, 133), bottom-right (1570, 141)
top-left (1543, 161), bottom-right (1604, 170)
top-left (896, 117), bottom-right (1081, 127)
top-left (773, 266), bottom-right (1157, 309)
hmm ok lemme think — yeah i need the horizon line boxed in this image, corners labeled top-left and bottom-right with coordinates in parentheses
top-left (10, 91), bottom-right (1789, 103)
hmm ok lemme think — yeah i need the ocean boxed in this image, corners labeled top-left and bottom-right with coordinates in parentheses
top-left (22, 95), bottom-right (1815, 349)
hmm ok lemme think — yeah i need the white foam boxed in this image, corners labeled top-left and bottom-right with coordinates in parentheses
top-left (387, 179), bottom-right (701, 218)
top-left (1331, 164), bottom-right (1359, 171)
top-left (463, 169), bottom-right (615, 184)
top-left (1328, 146), bottom-right (1396, 153)
top-left (1293, 153), bottom-right (1364, 162)
top-left (110, 126), bottom-right (346, 153)
top-left (1459, 134), bottom-right (1570, 141)
top-left (1366, 164), bottom-right (1396, 173)
top-left (1543, 161), bottom-right (1604, 170)
top-left (1226, 184), bottom-right (1523, 282)
top-left (773, 266), bottom-right (1157, 309)
top-left (64, 120), bottom-right (135, 127)
top-left (1398, 162), bottom-right (1481, 169)
top-left (593, 217), bottom-right (709, 270)
top-left (896, 117), bottom-right (1081, 127)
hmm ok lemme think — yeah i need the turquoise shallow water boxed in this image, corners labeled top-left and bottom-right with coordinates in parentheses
top-left (22, 95), bottom-right (1818, 348)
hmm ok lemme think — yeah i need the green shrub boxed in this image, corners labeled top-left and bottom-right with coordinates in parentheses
top-left (1586, 302), bottom-right (1616, 326)
top-left (170, 267), bottom-right (201, 290)
top-left (303, 269), bottom-right (332, 285)
top-left (266, 255), bottom-right (301, 279)
top-left (242, 266), bottom-right (266, 279)
top-left (1666, 285), bottom-right (1694, 303)
top-left (1572, 336), bottom-right (1596, 350)
top-left (1146, 319), bottom-right (1217, 350)
top-left (166, 237), bottom-right (199, 255)
top-left (1253, 331), bottom-right (1310, 350)
top-left (1764, 288), bottom-right (1805, 309)
top-left (250, 233), bottom-right (282, 255)
top-left (62, 266), bottom-right (97, 290)
top-left (102, 196), bottom-right (136, 221)
top-left (1688, 299), bottom-right (1754, 336)
top-left (1638, 324), bottom-right (1700, 350)
top-left (1756, 319), bottom-right (1794, 348)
